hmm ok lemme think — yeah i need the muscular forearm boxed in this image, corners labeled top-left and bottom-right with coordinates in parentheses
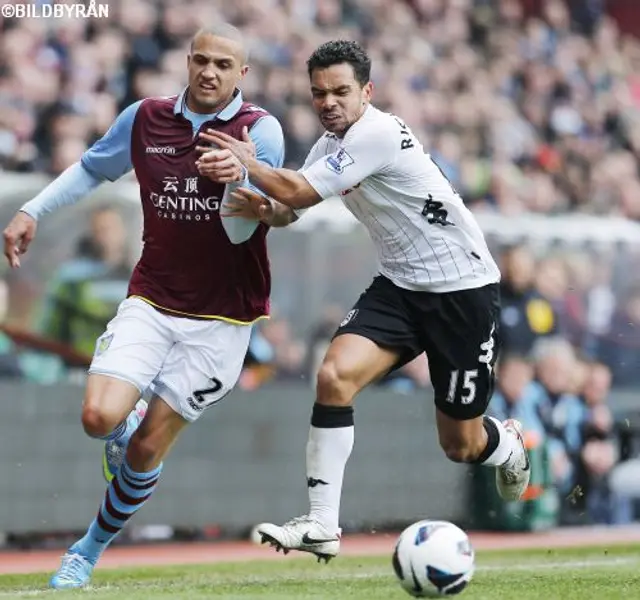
top-left (245, 157), bottom-right (321, 209)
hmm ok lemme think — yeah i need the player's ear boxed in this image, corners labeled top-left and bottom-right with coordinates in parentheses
top-left (363, 81), bottom-right (373, 102)
top-left (240, 64), bottom-right (250, 78)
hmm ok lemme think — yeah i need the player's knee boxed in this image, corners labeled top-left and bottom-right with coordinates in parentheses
top-left (81, 403), bottom-right (116, 438)
top-left (316, 359), bottom-right (355, 405)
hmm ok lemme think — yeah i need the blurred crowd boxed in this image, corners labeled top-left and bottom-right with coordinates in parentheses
top-left (489, 339), bottom-right (633, 526)
top-left (1, 0), bottom-right (640, 217)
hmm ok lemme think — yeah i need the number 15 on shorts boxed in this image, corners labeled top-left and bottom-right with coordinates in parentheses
top-left (446, 369), bottom-right (478, 405)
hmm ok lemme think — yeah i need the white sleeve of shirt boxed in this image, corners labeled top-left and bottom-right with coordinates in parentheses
top-left (300, 122), bottom-right (397, 200)
top-left (291, 137), bottom-right (330, 219)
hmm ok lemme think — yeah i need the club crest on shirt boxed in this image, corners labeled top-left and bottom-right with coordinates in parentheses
top-left (326, 148), bottom-right (354, 174)
top-left (95, 332), bottom-right (114, 357)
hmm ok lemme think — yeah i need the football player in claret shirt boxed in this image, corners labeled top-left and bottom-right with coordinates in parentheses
top-left (2, 24), bottom-right (297, 589)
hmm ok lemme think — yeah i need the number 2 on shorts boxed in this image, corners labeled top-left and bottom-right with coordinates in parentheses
top-left (192, 376), bottom-right (224, 408)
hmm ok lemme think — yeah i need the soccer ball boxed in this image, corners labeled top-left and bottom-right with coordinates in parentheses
top-left (392, 520), bottom-right (475, 597)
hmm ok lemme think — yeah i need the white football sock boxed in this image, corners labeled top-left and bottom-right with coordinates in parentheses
top-left (480, 416), bottom-right (520, 468)
top-left (306, 424), bottom-right (354, 534)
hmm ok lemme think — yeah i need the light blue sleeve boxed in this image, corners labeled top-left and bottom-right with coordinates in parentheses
top-left (20, 162), bottom-right (103, 221)
top-left (250, 115), bottom-right (285, 170)
top-left (80, 100), bottom-right (143, 181)
top-left (221, 115), bottom-right (286, 244)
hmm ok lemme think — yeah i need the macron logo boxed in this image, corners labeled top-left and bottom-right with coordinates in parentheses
top-left (146, 146), bottom-right (176, 155)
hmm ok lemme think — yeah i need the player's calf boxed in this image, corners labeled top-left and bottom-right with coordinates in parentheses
top-left (439, 436), bottom-right (489, 463)
top-left (436, 412), bottom-right (530, 502)
top-left (54, 456), bottom-right (164, 588)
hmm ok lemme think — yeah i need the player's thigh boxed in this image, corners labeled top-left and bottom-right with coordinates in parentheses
top-left (321, 276), bottom-right (421, 397)
top-left (84, 374), bottom-right (141, 426)
top-left (150, 318), bottom-right (253, 422)
top-left (318, 333), bottom-right (401, 399)
top-left (88, 297), bottom-right (174, 408)
top-left (419, 283), bottom-right (500, 421)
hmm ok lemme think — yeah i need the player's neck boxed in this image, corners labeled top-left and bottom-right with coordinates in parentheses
top-left (185, 90), bottom-right (235, 116)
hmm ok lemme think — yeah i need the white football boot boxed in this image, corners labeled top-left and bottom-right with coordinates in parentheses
top-left (254, 515), bottom-right (341, 563)
top-left (495, 418), bottom-right (531, 501)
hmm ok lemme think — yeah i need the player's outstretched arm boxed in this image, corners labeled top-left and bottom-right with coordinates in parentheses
top-left (222, 188), bottom-right (297, 227)
top-left (3, 163), bottom-right (103, 268)
top-left (200, 121), bottom-right (395, 209)
top-left (197, 116), bottom-right (297, 241)
top-left (3, 100), bottom-right (142, 268)
top-left (199, 129), bottom-right (321, 209)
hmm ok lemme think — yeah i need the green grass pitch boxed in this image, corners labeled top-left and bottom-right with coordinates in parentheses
top-left (0, 545), bottom-right (638, 599)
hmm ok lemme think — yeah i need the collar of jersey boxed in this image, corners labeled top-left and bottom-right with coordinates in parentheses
top-left (174, 87), bottom-right (243, 121)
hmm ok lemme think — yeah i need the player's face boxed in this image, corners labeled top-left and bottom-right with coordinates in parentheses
top-left (310, 63), bottom-right (372, 136)
top-left (187, 34), bottom-right (248, 113)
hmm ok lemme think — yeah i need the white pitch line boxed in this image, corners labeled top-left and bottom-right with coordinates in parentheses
top-left (0, 556), bottom-right (637, 598)
top-left (478, 557), bottom-right (639, 571)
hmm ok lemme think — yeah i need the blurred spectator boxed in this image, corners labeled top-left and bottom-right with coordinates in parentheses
top-left (533, 256), bottom-right (570, 335)
top-left (499, 245), bottom-right (558, 355)
top-left (490, 354), bottom-right (546, 435)
top-left (37, 206), bottom-right (131, 360)
top-left (239, 327), bottom-right (277, 391)
top-left (601, 287), bottom-right (640, 386)
top-left (530, 337), bottom-right (587, 496)
top-left (566, 256), bottom-right (616, 357)
top-left (574, 362), bottom-right (633, 523)
top-left (254, 316), bottom-right (306, 383)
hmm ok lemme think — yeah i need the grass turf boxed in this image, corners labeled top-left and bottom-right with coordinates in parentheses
top-left (0, 545), bottom-right (638, 599)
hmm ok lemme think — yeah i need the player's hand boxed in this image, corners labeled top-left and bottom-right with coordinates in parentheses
top-left (195, 148), bottom-right (246, 183)
top-left (223, 187), bottom-right (274, 223)
top-left (197, 126), bottom-right (256, 167)
top-left (3, 211), bottom-right (37, 268)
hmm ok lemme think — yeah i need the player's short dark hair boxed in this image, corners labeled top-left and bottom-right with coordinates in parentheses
top-left (307, 40), bottom-right (371, 87)
top-left (190, 24), bottom-right (249, 62)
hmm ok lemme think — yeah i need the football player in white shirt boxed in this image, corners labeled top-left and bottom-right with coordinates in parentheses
top-left (199, 40), bottom-right (530, 562)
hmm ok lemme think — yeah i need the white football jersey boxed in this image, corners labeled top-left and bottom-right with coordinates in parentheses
top-left (300, 105), bottom-right (500, 293)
